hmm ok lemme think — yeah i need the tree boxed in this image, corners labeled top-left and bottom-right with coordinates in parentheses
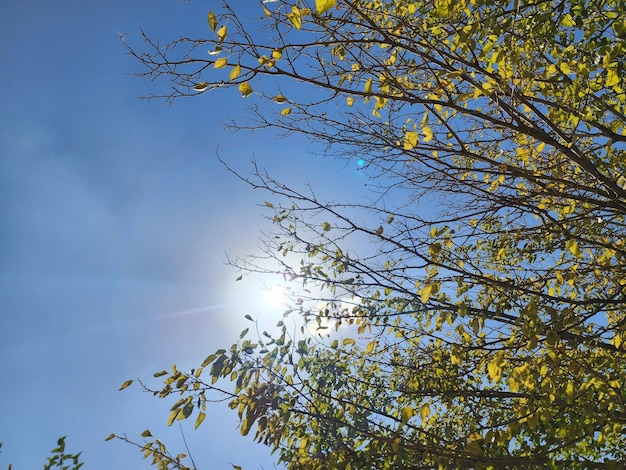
top-left (1, 437), bottom-right (84, 470)
top-left (119, 0), bottom-right (626, 468)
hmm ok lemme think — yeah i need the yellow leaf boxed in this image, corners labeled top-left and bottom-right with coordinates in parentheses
top-left (322, 221), bottom-right (331, 231)
top-left (401, 406), bottom-right (414, 425)
top-left (195, 412), bottom-right (206, 429)
top-left (487, 355), bottom-right (504, 383)
top-left (241, 416), bottom-right (251, 436)
top-left (104, 434), bottom-right (116, 441)
top-left (375, 225), bottom-right (384, 236)
top-left (343, 338), bottom-right (355, 346)
top-left (555, 271), bottom-right (564, 285)
top-left (287, 6), bottom-right (302, 29)
top-left (316, 0), bottom-right (337, 14)
top-left (273, 95), bottom-right (288, 103)
top-left (420, 403), bottom-right (431, 420)
top-left (420, 284), bottom-right (433, 303)
top-left (119, 379), bottom-right (133, 390)
top-left (560, 13), bottom-right (575, 27)
top-left (566, 239), bottom-right (582, 257)
top-left (217, 25), bottom-right (227, 42)
top-left (391, 437), bottom-right (400, 454)
top-left (264, 201), bottom-right (274, 208)
top-left (193, 82), bottom-right (209, 91)
top-left (606, 66), bottom-right (620, 87)
top-left (346, 96), bottom-right (354, 107)
top-left (214, 58), bottom-right (227, 69)
top-left (168, 408), bottom-right (180, 426)
top-left (238, 82), bottom-right (253, 98)
top-left (281, 107), bottom-right (292, 116)
top-left (422, 126), bottom-right (433, 142)
top-left (207, 11), bottom-right (217, 31)
top-left (201, 354), bottom-right (216, 368)
top-left (404, 131), bottom-right (419, 150)
top-left (364, 77), bottom-right (373, 94)
top-left (229, 65), bottom-right (241, 81)
top-left (481, 79), bottom-right (496, 94)
top-left (429, 242), bottom-right (441, 256)
top-left (141, 429), bottom-right (152, 438)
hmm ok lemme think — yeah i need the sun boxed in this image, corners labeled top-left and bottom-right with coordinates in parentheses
top-left (264, 286), bottom-right (288, 310)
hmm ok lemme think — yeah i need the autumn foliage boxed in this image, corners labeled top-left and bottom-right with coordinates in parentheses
top-left (118, 0), bottom-right (626, 468)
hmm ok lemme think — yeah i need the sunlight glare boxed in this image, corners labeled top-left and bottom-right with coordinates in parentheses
top-left (264, 286), bottom-right (288, 310)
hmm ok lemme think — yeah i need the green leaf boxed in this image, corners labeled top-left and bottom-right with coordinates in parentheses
top-left (182, 403), bottom-right (194, 419)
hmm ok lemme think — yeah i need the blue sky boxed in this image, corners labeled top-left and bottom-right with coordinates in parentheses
top-left (0, 1), bottom-right (370, 468)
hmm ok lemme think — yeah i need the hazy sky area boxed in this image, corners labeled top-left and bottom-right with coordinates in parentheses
top-left (0, 1), bottom-right (371, 468)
